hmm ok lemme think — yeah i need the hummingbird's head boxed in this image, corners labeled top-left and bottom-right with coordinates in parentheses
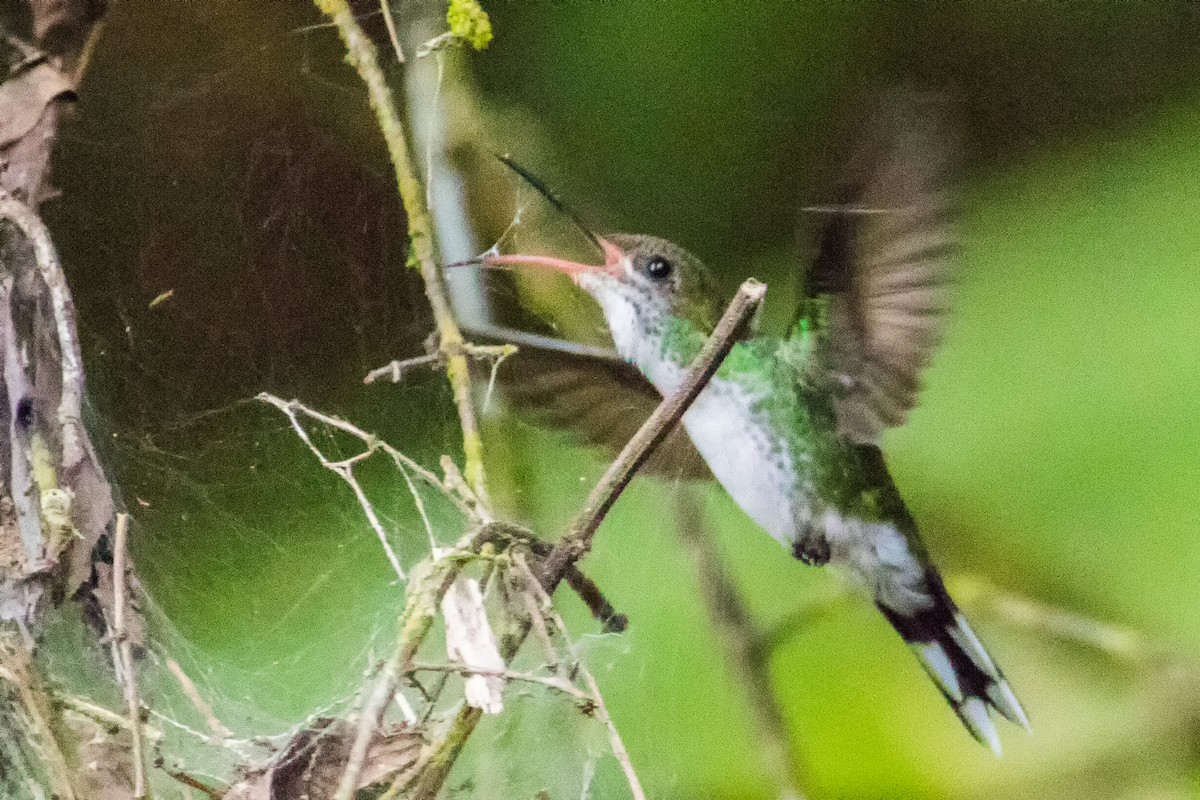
top-left (475, 232), bottom-right (718, 364)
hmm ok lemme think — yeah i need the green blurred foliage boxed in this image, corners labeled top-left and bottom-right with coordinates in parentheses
top-left (33, 0), bottom-right (1200, 797)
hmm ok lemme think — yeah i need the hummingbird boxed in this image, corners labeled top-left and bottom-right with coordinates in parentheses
top-left (465, 97), bottom-right (1028, 753)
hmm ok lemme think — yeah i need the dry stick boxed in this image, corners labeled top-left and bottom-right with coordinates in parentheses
top-left (165, 658), bottom-right (233, 740)
top-left (55, 692), bottom-right (156, 738)
top-left (541, 279), bottom-right (767, 586)
top-left (256, 393), bottom-right (469, 518)
top-left (0, 191), bottom-right (54, 562)
top-left (409, 662), bottom-right (590, 702)
top-left (674, 489), bottom-right (809, 800)
top-left (313, 0), bottom-right (490, 506)
top-left (520, 582), bottom-right (561, 673)
top-left (363, 343), bottom-right (516, 386)
top-left (378, 0), bottom-right (406, 63)
top-left (331, 544), bottom-right (477, 800)
top-left (0, 652), bottom-right (78, 799)
top-left (515, 553), bottom-right (645, 800)
top-left (112, 513), bottom-right (148, 798)
top-left (264, 395), bottom-right (407, 580)
top-left (407, 280), bottom-right (768, 800)
top-left (950, 574), bottom-right (1166, 666)
top-left (363, 352), bottom-right (440, 384)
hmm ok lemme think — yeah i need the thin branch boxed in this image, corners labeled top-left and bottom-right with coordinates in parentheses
top-left (409, 662), bottom-right (590, 702)
top-left (313, 0), bottom-right (490, 504)
top-left (162, 769), bottom-right (225, 800)
top-left (409, 284), bottom-right (766, 800)
top-left (520, 579), bottom-right (561, 674)
top-left (514, 554), bottom-right (644, 800)
top-left (0, 188), bottom-right (91, 474)
top-left (257, 393), bottom-right (468, 516)
top-left (55, 693), bottom-right (160, 739)
top-left (674, 489), bottom-right (808, 800)
top-left (563, 566), bottom-right (628, 633)
top-left (398, 460), bottom-right (439, 552)
top-left (262, 394), bottom-right (406, 580)
top-left (378, 0), bottom-right (406, 63)
top-left (0, 648), bottom-right (79, 799)
top-left (540, 278), bottom-right (767, 585)
top-left (112, 513), bottom-right (148, 798)
top-left (363, 352), bottom-right (440, 384)
top-left (950, 574), bottom-right (1171, 666)
top-left (0, 191), bottom-right (49, 563)
top-left (165, 658), bottom-right (233, 740)
top-left (581, 668), bottom-right (643, 800)
top-left (363, 342), bottom-right (515, 385)
top-left (332, 545), bottom-right (474, 800)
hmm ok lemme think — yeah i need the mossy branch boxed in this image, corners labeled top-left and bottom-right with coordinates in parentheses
top-left (312, 0), bottom-right (489, 505)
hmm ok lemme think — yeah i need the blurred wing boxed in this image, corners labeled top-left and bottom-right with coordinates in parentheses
top-left (798, 93), bottom-right (956, 444)
top-left (467, 325), bottom-right (713, 481)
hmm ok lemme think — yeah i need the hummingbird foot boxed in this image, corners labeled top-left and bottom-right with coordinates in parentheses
top-left (791, 527), bottom-right (831, 566)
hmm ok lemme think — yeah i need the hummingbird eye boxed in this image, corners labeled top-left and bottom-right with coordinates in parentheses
top-left (644, 255), bottom-right (673, 281)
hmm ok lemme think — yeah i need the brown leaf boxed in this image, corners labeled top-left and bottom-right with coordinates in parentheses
top-left (222, 719), bottom-right (422, 800)
top-left (0, 60), bottom-right (73, 149)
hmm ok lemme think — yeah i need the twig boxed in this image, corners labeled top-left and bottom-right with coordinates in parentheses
top-left (165, 658), bottom-right (232, 740)
top-left (378, 0), bottom-right (406, 63)
top-left (519, 578), bottom-right (561, 673)
top-left (408, 288), bottom-right (765, 800)
top-left (112, 513), bottom-right (148, 798)
top-left (258, 393), bottom-right (487, 582)
top-left (0, 191), bottom-right (52, 563)
top-left (332, 546), bottom-right (474, 800)
top-left (950, 574), bottom-right (1169, 666)
top-left (540, 278), bottom-right (767, 585)
top-left (564, 566), bottom-right (628, 634)
top-left (55, 692), bottom-right (163, 742)
top-left (0, 647), bottom-right (79, 799)
top-left (363, 352), bottom-right (440, 384)
top-left (674, 489), bottom-right (808, 800)
top-left (409, 662), bottom-right (590, 702)
top-left (0, 189), bottom-right (92, 478)
top-left (363, 342), bottom-right (515, 385)
top-left (162, 769), bottom-right (225, 800)
top-left (257, 393), bottom-right (468, 516)
top-left (313, 0), bottom-right (490, 505)
top-left (514, 554), bottom-right (644, 800)
top-left (581, 669), bottom-right (643, 800)
top-left (263, 395), bottom-right (407, 579)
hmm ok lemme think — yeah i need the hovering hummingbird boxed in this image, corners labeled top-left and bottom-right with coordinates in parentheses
top-left (464, 97), bottom-right (1028, 753)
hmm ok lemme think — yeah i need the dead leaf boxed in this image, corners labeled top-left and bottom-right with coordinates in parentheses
top-left (0, 60), bottom-right (74, 149)
top-left (442, 575), bottom-right (505, 714)
top-left (222, 719), bottom-right (422, 800)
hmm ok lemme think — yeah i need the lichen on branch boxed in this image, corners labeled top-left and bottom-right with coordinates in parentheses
top-left (447, 0), bottom-right (493, 50)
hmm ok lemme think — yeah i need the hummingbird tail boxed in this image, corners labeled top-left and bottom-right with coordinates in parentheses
top-left (876, 584), bottom-right (1029, 755)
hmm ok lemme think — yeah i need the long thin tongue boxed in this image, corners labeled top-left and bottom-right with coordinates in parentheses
top-left (448, 236), bottom-right (626, 276)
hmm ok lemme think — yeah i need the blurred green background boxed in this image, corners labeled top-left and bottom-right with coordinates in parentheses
top-left (34, 0), bottom-right (1200, 797)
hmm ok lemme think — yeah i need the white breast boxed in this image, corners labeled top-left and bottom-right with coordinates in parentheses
top-left (642, 348), bottom-right (930, 613)
top-left (650, 360), bottom-right (801, 546)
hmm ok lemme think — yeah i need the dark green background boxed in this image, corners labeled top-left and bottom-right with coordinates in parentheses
top-left (35, 1), bottom-right (1200, 797)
